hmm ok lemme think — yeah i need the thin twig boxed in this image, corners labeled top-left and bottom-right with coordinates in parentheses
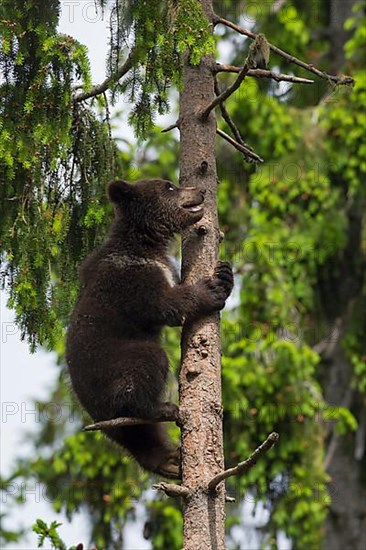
top-left (208, 432), bottom-right (279, 491)
top-left (214, 16), bottom-right (354, 86)
top-left (74, 51), bottom-right (135, 102)
top-left (214, 76), bottom-right (263, 164)
top-left (153, 482), bottom-right (190, 498)
top-left (217, 128), bottom-right (263, 163)
top-left (201, 61), bottom-right (250, 121)
top-left (83, 414), bottom-right (177, 431)
top-left (215, 64), bottom-right (314, 84)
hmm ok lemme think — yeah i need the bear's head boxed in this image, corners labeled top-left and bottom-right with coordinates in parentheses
top-left (108, 179), bottom-right (205, 239)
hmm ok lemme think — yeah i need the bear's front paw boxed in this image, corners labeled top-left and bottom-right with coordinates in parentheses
top-left (214, 261), bottom-right (234, 297)
top-left (197, 262), bottom-right (234, 313)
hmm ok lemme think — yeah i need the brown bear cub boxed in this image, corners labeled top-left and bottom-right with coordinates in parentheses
top-left (66, 178), bottom-right (233, 478)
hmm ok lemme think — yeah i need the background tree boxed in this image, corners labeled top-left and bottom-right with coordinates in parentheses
top-left (214, 2), bottom-right (365, 548)
top-left (1, 0), bottom-right (364, 549)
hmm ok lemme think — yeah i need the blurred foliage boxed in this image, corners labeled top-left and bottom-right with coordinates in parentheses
top-left (216, 1), bottom-right (365, 548)
top-left (0, 511), bottom-right (24, 546)
top-left (1, 0), bottom-right (365, 549)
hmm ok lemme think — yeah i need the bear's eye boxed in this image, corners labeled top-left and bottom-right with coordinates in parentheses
top-left (166, 182), bottom-right (176, 192)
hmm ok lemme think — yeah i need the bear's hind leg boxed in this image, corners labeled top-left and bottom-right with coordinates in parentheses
top-left (106, 423), bottom-right (181, 479)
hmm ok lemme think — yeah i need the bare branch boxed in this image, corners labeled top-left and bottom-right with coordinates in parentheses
top-left (214, 76), bottom-right (263, 164)
top-left (153, 482), bottom-right (190, 498)
top-left (161, 122), bottom-right (178, 133)
top-left (214, 16), bottom-right (354, 86)
top-left (215, 64), bottom-right (314, 84)
top-left (208, 432), bottom-right (279, 491)
top-left (201, 61), bottom-right (250, 121)
top-left (83, 413), bottom-right (177, 432)
top-left (74, 51), bottom-right (135, 102)
top-left (217, 128), bottom-right (263, 163)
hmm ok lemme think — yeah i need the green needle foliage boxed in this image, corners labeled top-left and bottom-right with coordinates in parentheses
top-left (33, 519), bottom-right (67, 550)
top-left (107, 0), bottom-right (214, 136)
top-left (0, 0), bottom-right (214, 351)
top-left (0, 0), bottom-right (115, 350)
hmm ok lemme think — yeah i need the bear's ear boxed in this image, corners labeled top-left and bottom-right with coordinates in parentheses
top-left (107, 180), bottom-right (134, 203)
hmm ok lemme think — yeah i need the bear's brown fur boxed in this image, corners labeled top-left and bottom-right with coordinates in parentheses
top-left (66, 179), bottom-right (233, 478)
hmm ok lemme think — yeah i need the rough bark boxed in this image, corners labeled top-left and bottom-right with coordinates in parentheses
top-left (178, 1), bottom-right (226, 548)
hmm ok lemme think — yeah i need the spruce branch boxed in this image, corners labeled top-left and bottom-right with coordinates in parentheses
top-left (213, 16), bottom-right (354, 86)
top-left (215, 64), bottom-right (314, 84)
top-left (208, 432), bottom-right (279, 491)
top-left (74, 51), bottom-right (135, 102)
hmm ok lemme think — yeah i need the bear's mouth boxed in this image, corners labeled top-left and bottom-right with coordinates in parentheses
top-left (181, 198), bottom-right (204, 214)
top-left (185, 205), bottom-right (203, 213)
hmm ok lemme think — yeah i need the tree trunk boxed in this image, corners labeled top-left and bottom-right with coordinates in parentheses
top-left (178, 1), bottom-right (226, 548)
top-left (323, 343), bottom-right (366, 550)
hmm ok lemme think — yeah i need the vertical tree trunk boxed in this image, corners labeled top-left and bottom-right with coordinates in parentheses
top-left (178, 1), bottom-right (226, 548)
top-left (323, 345), bottom-right (366, 550)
